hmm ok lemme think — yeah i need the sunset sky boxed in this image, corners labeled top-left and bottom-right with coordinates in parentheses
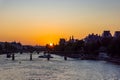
top-left (0, 0), bottom-right (120, 45)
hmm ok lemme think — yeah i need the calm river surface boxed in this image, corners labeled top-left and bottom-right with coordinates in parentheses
top-left (0, 53), bottom-right (120, 80)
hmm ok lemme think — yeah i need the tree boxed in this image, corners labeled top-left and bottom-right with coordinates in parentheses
top-left (108, 37), bottom-right (120, 58)
top-left (4, 42), bottom-right (17, 53)
top-left (0, 44), bottom-right (2, 54)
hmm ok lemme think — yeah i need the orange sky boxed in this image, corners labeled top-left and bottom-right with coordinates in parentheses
top-left (0, 0), bottom-right (120, 45)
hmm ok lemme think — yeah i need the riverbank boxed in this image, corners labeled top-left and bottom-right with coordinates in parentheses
top-left (107, 58), bottom-right (120, 65)
top-left (50, 51), bottom-right (120, 65)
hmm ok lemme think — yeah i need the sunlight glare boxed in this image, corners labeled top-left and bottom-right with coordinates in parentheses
top-left (49, 43), bottom-right (53, 46)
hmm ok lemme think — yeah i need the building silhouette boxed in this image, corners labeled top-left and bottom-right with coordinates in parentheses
top-left (84, 33), bottom-right (101, 44)
top-left (69, 36), bottom-right (76, 43)
top-left (114, 31), bottom-right (120, 38)
top-left (102, 31), bottom-right (112, 38)
top-left (59, 38), bottom-right (66, 45)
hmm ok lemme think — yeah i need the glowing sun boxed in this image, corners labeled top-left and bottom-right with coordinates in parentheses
top-left (49, 43), bottom-right (53, 46)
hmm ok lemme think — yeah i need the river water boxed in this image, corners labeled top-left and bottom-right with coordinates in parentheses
top-left (0, 53), bottom-right (119, 80)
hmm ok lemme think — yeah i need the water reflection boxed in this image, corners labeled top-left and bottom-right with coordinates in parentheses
top-left (0, 53), bottom-right (119, 80)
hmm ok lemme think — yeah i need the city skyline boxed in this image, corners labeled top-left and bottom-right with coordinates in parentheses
top-left (0, 0), bottom-right (120, 45)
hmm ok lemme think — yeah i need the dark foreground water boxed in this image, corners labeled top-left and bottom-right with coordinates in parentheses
top-left (0, 53), bottom-right (120, 80)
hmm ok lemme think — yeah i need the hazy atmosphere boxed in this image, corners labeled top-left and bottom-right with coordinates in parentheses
top-left (0, 0), bottom-right (120, 45)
